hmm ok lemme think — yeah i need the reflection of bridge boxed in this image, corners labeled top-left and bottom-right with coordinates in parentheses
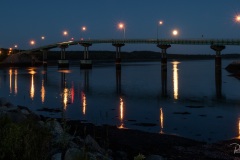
top-left (23, 38), bottom-right (240, 53)
top-left (19, 38), bottom-right (234, 70)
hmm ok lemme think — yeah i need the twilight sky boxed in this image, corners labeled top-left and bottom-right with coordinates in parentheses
top-left (1, 0), bottom-right (240, 54)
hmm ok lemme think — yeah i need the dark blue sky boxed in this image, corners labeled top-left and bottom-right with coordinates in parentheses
top-left (1, 0), bottom-right (240, 54)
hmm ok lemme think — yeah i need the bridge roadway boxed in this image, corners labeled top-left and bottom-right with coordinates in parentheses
top-left (23, 38), bottom-right (240, 53)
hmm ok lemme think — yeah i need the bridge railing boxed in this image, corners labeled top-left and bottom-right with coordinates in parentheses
top-left (18, 38), bottom-right (240, 54)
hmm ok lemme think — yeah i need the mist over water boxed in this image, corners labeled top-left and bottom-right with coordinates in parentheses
top-left (1, 59), bottom-right (240, 142)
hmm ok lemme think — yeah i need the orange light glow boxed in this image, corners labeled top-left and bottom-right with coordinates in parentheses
top-left (30, 40), bottom-right (35, 45)
top-left (159, 21), bottom-right (163, 25)
top-left (30, 74), bottom-right (35, 100)
top-left (63, 88), bottom-right (68, 111)
top-left (235, 15), bottom-right (240, 23)
top-left (9, 69), bottom-right (12, 93)
top-left (172, 29), bottom-right (179, 36)
top-left (63, 31), bottom-right (68, 36)
top-left (82, 26), bottom-right (86, 31)
top-left (238, 118), bottom-right (240, 139)
top-left (41, 80), bottom-right (45, 103)
top-left (160, 108), bottom-right (164, 134)
top-left (118, 97), bottom-right (125, 129)
top-left (118, 23), bottom-right (124, 29)
top-left (14, 70), bottom-right (18, 95)
top-left (172, 61), bottom-right (180, 100)
top-left (81, 92), bottom-right (87, 115)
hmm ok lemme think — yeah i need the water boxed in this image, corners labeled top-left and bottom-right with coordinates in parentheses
top-left (1, 59), bottom-right (240, 143)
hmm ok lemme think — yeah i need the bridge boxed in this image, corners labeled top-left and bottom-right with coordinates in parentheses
top-left (6, 38), bottom-right (237, 99)
top-left (16, 38), bottom-right (237, 69)
top-left (23, 38), bottom-right (240, 53)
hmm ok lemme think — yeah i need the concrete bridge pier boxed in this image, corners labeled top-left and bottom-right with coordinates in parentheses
top-left (157, 44), bottom-right (171, 97)
top-left (58, 45), bottom-right (69, 68)
top-left (210, 45), bottom-right (225, 99)
top-left (157, 44), bottom-right (171, 65)
top-left (80, 43), bottom-right (92, 69)
top-left (113, 43), bottom-right (125, 70)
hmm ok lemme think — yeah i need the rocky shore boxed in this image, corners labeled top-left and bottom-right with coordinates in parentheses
top-left (0, 98), bottom-right (240, 160)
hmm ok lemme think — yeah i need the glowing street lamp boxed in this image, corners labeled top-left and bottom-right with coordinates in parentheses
top-left (82, 26), bottom-right (87, 31)
top-left (235, 15), bottom-right (240, 23)
top-left (172, 29), bottom-right (179, 36)
top-left (41, 36), bottom-right (45, 40)
top-left (81, 26), bottom-right (87, 40)
top-left (118, 22), bottom-right (125, 39)
top-left (30, 40), bottom-right (35, 46)
top-left (157, 20), bottom-right (163, 39)
top-left (14, 45), bottom-right (18, 54)
top-left (63, 31), bottom-right (68, 36)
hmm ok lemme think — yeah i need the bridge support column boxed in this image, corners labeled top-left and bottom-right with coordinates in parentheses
top-left (41, 49), bottom-right (48, 68)
top-left (58, 45), bottom-right (69, 68)
top-left (80, 43), bottom-right (92, 69)
top-left (112, 43), bottom-right (125, 70)
top-left (211, 45), bottom-right (225, 99)
top-left (157, 44), bottom-right (171, 97)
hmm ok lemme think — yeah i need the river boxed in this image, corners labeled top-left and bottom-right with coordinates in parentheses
top-left (1, 59), bottom-right (240, 142)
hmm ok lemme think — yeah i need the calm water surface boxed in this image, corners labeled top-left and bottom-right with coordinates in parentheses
top-left (1, 59), bottom-right (240, 142)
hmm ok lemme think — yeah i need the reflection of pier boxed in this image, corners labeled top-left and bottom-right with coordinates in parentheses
top-left (9, 68), bottom-right (18, 95)
top-left (59, 69), bottom-right (74, 112)
top-left (82, 69), bottom-right (90, 92)
top-left (116, 67), bottom-right (121, 94)
top-left (215, 56), bottom-right (222, 99)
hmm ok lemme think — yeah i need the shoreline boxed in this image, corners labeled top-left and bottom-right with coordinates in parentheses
top-left (0, 98), bottom-right (240, 159)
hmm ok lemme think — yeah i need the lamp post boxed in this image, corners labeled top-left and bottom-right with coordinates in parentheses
top-left (63, 30), bottom-right (68, 41)
top-left (157, 20), bottom-right (163, 40)
top-left (81, 26), bottom-right (87, 40)
top-left (14, 45), bottom-right (18, 54)
top-left (118, 23), bottom-right (125, 39)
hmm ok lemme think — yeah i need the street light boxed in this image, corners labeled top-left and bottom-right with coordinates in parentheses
top-left (81, 26), bottom-right (87, 40)
top-left (63, 31), bottom-right (68, 36)
top-left (172, 29), bottom-right (179, 36)
top-left (118, 23), bottom-right (125, 39)
top-left (235, 15), bottom-right (240, 23)
top-left (82, 26), bottom-right (87, 31)
top-left (30, 40), bottom-right (35, 46)
top-left (14, 45), bottom-right (18, 54)
top-left (41, 36), bottom-right (45, 40)
top-left (157, 20), bottom-right (163, 39)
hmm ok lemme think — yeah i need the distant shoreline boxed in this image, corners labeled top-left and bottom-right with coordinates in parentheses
top-left (1, 50), bottom-right (240, 67)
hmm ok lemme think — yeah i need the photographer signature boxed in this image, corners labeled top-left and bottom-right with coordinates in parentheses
top-left (230, 143), bottom-right (240, 154)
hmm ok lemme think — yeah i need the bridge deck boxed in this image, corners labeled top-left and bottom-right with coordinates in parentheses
top-left (23, 39), bottom-right (240, 53)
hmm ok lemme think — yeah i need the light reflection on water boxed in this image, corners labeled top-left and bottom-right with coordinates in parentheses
top-left (172, 61), bottom-right (180, 100)
top-left (1, 60), bottom-right (240, 142)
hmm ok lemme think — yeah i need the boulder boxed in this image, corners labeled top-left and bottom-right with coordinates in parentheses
top-left (64, 148), bottom-right (83, 160)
